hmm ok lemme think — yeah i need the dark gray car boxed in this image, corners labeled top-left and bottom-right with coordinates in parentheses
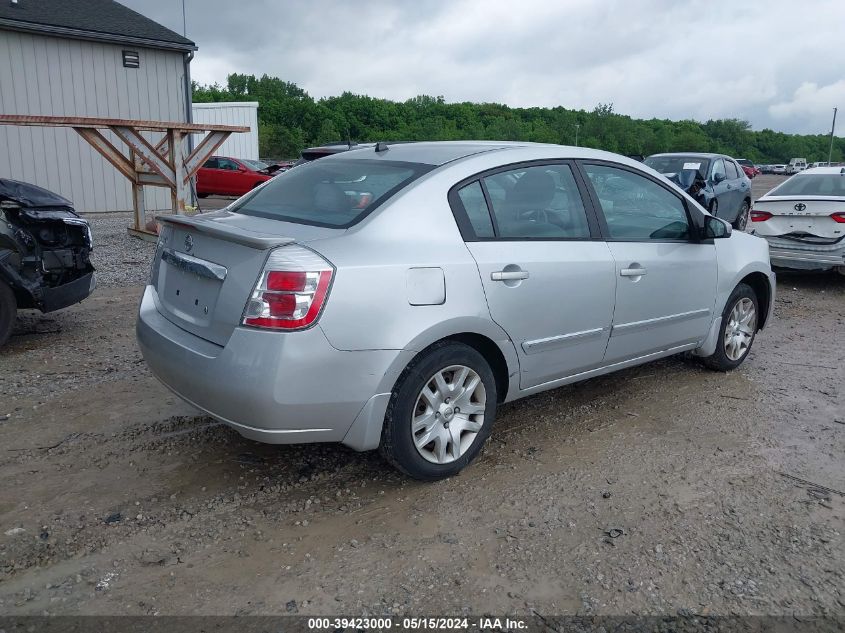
top-left (644, 153), bottom-right (752, 230)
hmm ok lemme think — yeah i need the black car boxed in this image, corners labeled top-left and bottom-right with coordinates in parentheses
top-left (644, 153), bottom-right (752, 230)
top-left (0, 179), bottom-right (95, 347)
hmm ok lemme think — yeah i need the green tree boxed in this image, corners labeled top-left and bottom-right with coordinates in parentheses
top-left (194, 73), bottom-right (845, 162)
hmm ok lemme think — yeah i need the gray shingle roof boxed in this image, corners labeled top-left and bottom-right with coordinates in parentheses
top-left (0, 0), bottom-right (196, 50)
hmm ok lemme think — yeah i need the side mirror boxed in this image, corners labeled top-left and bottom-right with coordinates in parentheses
top-left (713, 172), bottom-right (726, 184)
top-left (702, 214), bottom-right (732, 239)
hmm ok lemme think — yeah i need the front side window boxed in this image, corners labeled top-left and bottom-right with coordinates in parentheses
top-left (218, 158), bottom-right (240, 171)
top-left (231, 159), bottom-right (431, 228)
top-left (583, 164), bottom-right (690, 240)
top-left (725, 160), bottom-right (739, 179)
top-left (481, 164), bottom-right (591, 239)
top-left (203, 158), bottom-right (219, 169)
top-left (711, 159), bottom-right (727, 181)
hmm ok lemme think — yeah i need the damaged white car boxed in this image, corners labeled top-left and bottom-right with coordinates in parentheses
top-left (751, 166), bottom-right (845, 274)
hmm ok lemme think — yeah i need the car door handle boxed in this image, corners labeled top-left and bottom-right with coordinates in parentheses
top-left (491, 270), bottom-right (529, 281)
top-left (620, 267), bottom-right (647, 277)
top-left (726, 184), bottom-right (733, 189)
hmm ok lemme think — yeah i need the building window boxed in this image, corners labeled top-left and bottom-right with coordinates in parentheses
top-left (122, 50), bottom-right (140, 68)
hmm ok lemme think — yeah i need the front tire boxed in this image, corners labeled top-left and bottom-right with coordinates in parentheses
top-left (0, 280), bottom-right (17, 348)
top-left (701, 283), bottom-right (758, 371)
top-left (733, 200), bottom-right (750, 231)
top-left (380, 341), bottom-right (497, 480)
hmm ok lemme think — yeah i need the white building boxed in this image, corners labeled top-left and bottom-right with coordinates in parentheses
top-left (192, 102), bottom-right (259, 161)
top-left (0, 0), bottom-right (196, 212)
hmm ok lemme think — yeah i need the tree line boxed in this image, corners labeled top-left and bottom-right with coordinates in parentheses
top-left (193, 73), bottom-right (843, 164)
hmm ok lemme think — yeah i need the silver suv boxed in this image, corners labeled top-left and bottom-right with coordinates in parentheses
top-left (137, 142), bottom-right (775, 480)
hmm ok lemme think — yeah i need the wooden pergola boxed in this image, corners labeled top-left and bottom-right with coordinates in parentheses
top-left (0, 114), bottom-right (249, 239)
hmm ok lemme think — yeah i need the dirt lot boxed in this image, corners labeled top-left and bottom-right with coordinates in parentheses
top-left (0, 174), bottom-right (843, 617)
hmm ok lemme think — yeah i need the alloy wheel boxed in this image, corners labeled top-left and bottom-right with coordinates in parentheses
top-left (723, 297), bottom-right (757, 361)
top-left (736, 203), bottom-right (749, 231)
top-left (411, 365), bottom-right (486, 464)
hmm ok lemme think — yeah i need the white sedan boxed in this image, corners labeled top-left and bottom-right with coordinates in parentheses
top-left (751, 166), bottom-right (845, 274)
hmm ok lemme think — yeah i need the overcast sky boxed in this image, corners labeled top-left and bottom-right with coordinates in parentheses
top-left (122, 0), bottom-right (844, 136)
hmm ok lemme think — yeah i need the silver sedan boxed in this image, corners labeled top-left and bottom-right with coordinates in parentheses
top-left (137, 142), bottom-right (775, 480)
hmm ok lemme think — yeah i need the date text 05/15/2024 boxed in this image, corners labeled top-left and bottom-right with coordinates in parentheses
top-left (307, 617), bottom-right (528, 630)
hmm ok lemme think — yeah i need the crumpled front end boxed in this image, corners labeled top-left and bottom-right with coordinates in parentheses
top-left (0, 179), bottom-right (95, 313)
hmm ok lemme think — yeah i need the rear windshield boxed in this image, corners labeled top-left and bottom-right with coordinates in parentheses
top-left (769, 174), bottom-right (845, 197)
top-left (644, 156), bottom-right (711, 177)
top-left (230, 159), bottom-right (432, 227)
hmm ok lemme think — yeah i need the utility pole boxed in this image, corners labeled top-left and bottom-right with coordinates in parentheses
top-left (828, 107), bottom-right (838, 166)
top-left (574, 123), bottom-right (580, 147)
top-left (182, 0), bottom-right (187, 36)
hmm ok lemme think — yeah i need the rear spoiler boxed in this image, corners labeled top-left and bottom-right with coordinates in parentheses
top-left (156, 214), bottom-right (296, 250)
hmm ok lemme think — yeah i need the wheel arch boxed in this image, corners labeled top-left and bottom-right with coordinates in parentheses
top-left (440, 332), bottom-right (511, 403)
top-left (386, 319), bottom-right (519, 403)
top-left (738, 271), bottom-right (772, 330)
top-left (342, 324), bottom-right (519, 452)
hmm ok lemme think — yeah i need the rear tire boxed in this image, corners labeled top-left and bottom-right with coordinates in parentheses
top-left (701, 283), bottom-right (758, 372)
top-left (380, 341), bottom-right (497, 481)
top-left (733, 200), bottom-right (750, 231)
top-left (0, 280), bottom-right (17, 348)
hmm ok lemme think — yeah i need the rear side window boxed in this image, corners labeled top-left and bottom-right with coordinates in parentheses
top-left (456, 182), bottom-right (494, 238)
top-left (583, 164), bottom-right (690, 240)
top-left (231, 159), bottom-right (432, 228)
top-left (203, 158), bottom-right (219, 169)
top-left (482, 164), bottom-right (591, 239)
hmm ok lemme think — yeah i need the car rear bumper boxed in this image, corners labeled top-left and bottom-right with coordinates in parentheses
top-left (762, 236), bottom-right (845, 270)
top-left (136, 285), bottom-right (405, 447)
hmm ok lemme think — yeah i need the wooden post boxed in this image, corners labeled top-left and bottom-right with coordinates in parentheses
top-left (169, 130), bottom-right (188, 215)
top-left (129, 149), bottom-right (146, 231)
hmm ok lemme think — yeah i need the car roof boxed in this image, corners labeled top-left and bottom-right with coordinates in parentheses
top-left (795, 166), bottom-right (845, 175)
top-left (646, 152), bottom-right (727, 160)
top-left (317, 140), bottom-right (646, 167)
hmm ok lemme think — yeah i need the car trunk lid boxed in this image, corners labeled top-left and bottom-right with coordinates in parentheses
top-left (153, 212), bottom-right (340, 346)
top-left (752, 196), bottom-right (845, 240)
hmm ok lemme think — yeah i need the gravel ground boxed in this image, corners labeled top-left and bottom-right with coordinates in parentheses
top-left (0, 175), bottom-right (842, 617)
top-left (84, 213), bottom-right (156, 288)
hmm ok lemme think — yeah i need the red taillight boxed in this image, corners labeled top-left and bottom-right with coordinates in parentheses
top-left (266, 271), bottom-right (306, 292)
top-left (831, 212), bottom-right (845, 223)
top-left (242, 247), bottom-right (334, 330)
top-left (750, 210), bottom-right (773, 222)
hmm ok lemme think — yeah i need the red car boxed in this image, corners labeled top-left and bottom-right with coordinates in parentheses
top-left (196, 156), bottom-right (273, 197)
top-left (736, 159), bottom-right (760, 179)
